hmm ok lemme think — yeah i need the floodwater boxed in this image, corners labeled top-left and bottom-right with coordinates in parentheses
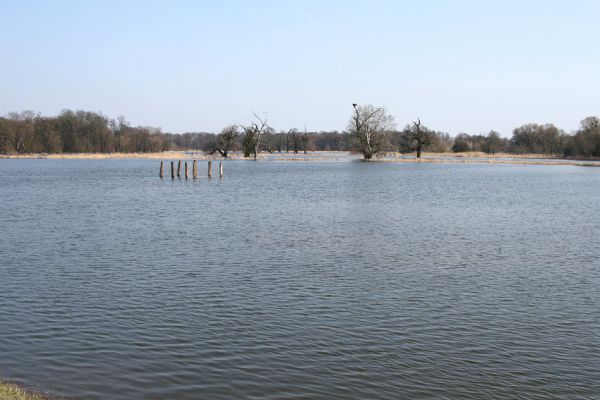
top-left (1, 159), bottom-right (599, 399)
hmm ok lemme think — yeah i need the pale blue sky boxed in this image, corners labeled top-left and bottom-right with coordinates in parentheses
top-left (1, 0), bottom-right (598, 135)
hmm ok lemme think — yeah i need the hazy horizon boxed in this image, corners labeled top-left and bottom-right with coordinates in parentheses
top-left (1, 0), bottom-right (599, 136)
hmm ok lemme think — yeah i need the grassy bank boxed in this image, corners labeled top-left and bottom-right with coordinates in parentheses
top-left (0, 382), bottom-right (49, 400)
top-left (417, 151), bottom-right (560, 159)
top-left (0, 151), bottom-right (215, 160)
top-left (0, 151), bottom-right (355, 161)
top-left (372, 151), bottom-right (600, 166)
top-left (376, 157), bottom-right (600, 167)
top-left (1, 151), bottom-right (599, 166)
top-left (0, 150), bottom-right (561, 160)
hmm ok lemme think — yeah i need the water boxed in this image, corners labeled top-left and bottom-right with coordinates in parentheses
top-left (1, 159), bottom-right (599, 399)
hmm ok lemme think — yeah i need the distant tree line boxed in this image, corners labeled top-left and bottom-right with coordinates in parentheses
top-left (446, 117), bottom-right (600, 157)
top-left (0, 110), bottom-right (174, 154)
top-left (1, 109), bottom-right (599, 159)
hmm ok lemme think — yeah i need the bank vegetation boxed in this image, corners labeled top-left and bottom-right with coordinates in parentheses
top-left (0, 381), bottom-right (49, 400)
top-left (1, 108), bottom-right (599, 160)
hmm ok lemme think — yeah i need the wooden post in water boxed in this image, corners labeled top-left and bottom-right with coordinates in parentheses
top-left (207, 161), bottom-right (212, 177)
top-left (170, 161), bottom-right (175, 179)
top-left (159, 161), bottom-right (164, 178)
top-left (193, 160), bottom-right (198, 179)
top-left (185, 162), bottom-right (189, 179)
top-left (177, 160), bottom-right (182, 177)
top-left (219, 161), bottom-right (223, 178)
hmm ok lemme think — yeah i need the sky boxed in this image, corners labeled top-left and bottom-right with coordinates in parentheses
top-left (1, 0), bottom-right (599, 136)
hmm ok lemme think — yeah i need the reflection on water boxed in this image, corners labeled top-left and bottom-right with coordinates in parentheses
top-left (1, 159), bottom-right (599, 399)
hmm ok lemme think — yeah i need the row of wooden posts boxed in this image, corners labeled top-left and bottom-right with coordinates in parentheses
top-left (159, 160), bottom-right (223, 179)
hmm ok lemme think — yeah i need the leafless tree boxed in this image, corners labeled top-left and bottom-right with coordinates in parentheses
top-left (287, 128), bottom-right (300, 154)
top-left (348, 103), bottom-right (395, 159)
top-left (402, 118), bottom-right (435, 158)
top-left (262, 126), bottom-right (276, 153)
top-left (483, 131), bottom-right (504, 155)
top-left (511, 123), bottom-right (563, 155)
top-left (240, 113), bottom-right (269, 159)
top-left (210, 125), bottom-right (238, 157)
top-left (277, 130), bottom-right (285, 152)
top-left (302, 127), bottom-right (310, 154)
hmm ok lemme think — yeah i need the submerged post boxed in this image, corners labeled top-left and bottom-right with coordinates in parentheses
top-left (185, 162), bottom-right (189, 179)
top-left (219, 161), bottom-right (223, 178)
top-left (170, 161), bottom-right (175, 179)
top-left (207, 161), bottom-right (212, 177)
top-left (159, 161), bottom-right (164, 178)
top-left (177, 160), bottom-right (182, 178)
top-left (193, 160), bottom-right (198, 179)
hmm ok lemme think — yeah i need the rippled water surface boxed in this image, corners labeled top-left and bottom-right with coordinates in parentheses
top-left (1, 159), bottom-right (599, 399)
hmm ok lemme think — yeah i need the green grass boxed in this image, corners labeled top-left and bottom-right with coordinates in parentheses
top-left (0, 382), bottom-right (48, 400)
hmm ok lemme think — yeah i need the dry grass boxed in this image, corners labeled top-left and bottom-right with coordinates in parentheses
top-left (0, 151), bottom-right (355, 161)
top-left (433, 151), bottom-right (560, 159)
top-left (2, 150), bottom-right (598, 166)
top-left (0, 151), bottom-right (214, 160)
top-left (0, 382), bottom-right (49, 400)
top-left (375, 157), bottom-right (600, 167)
top-left (381, 151), bottom-right (560, 159)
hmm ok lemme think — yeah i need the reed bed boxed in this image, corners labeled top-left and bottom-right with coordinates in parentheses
top-left (376, 157), bottom-right (600, 167)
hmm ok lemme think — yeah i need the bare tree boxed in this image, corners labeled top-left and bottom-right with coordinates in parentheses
top-left (240, 113), bottom-right (268, 159)
top-left (483, 130), bottom-right (504, 155)
top-left (510, 123), bottom-right (563, 155)
top-left (402, 118), bottom-right (435, 158)
top-left (210, 125), bottom-right (238, 157)
top-left (277, 130), bottom-right (285, 152)
top-left (287, 128), bottom-right (300, 154)
top-left (302, 127), bottom-right (310, 154)
top-left (348, 103), bottom-right (395, 159)
top-left (262, 126), bottom-right (276, 153)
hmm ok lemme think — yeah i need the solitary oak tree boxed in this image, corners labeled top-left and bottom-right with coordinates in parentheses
top-left (402, 118), bottom-right (435, 158)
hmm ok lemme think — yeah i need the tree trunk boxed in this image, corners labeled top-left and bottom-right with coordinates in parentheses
top-left (416, 147), bottom-right (422, 158)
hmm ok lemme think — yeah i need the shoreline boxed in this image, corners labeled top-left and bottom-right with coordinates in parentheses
top-left (0, 381), bottom-right (51, 400)
top-left (370, 157), bottom-right (600, 167)
top-left (1, 151), bottom-right (599, 167)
